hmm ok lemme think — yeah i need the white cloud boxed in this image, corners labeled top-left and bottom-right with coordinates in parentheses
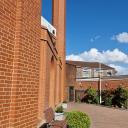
top-left (90, 35), bottom-right (101, 42)
top-left (109, 64), bottom-right (128, 75)
top-left (112, 32), bottom-right (128, 43)
top-left (66, 48), bottom-right (128, 64)
top-left (66, 54), bottom-right (84, 61)
top-left (66, 48), bottom-right (128, 75)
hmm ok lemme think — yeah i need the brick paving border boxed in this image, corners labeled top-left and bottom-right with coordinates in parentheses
top-left (66, 103), bottom-right (128, 128)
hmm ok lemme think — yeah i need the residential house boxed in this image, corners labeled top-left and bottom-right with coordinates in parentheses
top-left (66, 60), bottom-right (128, 102)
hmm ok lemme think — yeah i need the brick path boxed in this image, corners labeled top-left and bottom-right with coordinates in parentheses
top-left (66, 103), bottom-right (128, 128)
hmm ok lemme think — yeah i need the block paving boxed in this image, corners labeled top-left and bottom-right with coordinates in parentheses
top-left (67, 103), bottom-right (128, 128)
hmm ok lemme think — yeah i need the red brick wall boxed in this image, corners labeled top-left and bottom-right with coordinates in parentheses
top-left (52, 0), bottom-right (66, 101)
top-left (58, 0), bottom-right (66, 102)
top-left (56, 64), bottom-right (62, 104)
top-left (0, 0), bottom-right (17, 127)
top-left (1, 0), bottom-right (66, 127)
top-left (66, 64), bottom-right (128, 102)
top-left (10, 0), bottom-right (41, 127)
top-left (65, 64), bottom-right (76, 100)
top-left (66, 64), bottom-right (76, 87)
top-left (0, 0), bottom-right (41, 127)
top-left (76, 79), bottom-right (128, 90)
top-left (38, 28), bottom-right (63, 126)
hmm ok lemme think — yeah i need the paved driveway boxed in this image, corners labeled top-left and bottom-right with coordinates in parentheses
top-left (66, 103), bottom-right (128, 128)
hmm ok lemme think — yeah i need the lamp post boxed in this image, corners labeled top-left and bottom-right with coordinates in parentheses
top-left (99, 62), bottom-right (102, 104)
top-left (79, 81), bottom-right (82, 88)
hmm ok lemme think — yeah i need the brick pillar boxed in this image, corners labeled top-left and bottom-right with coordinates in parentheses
top-left (49, 57), bottom-right (55, 108)
top-left (52, 0), bottom-right (66, 101)
top-left (0, 0), bottom-right (17, 127)
top-left (9, 0), bottom-right (41, 127)
top-left (55, 64), bottom-right (61, 105)
top-left (52, 0), bottom-right (59, 30)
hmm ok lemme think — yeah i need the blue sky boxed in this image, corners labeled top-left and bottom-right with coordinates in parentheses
top-left (42, 0), bottom-right (128, 75)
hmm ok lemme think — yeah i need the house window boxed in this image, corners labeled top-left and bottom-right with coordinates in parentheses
top-left (82, 68), bottom-right (91, 78)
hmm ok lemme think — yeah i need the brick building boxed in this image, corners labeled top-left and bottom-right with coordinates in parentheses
top-left (66, 61), bottom-right (128, 102)
top-left (0, 0), bottom-right (66, 127)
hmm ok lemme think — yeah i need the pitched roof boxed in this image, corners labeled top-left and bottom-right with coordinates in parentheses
top-left (66, 60), bottom-right (115, 70)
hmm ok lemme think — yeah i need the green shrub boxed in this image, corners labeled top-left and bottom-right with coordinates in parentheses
top-left (95, 95), bottom-right (99, 104)
top-left (66, 111), bottom-right (91, 128)
top-left (76, 95), bottom-right (81, 103)
top-left (123, 88), bottom-right (128, 109)
top-left (102, 90), bottom-right (114, 106)
top-left (55, 106), bottom-right (64, 113)
top-left (112, 86), bottom-right (128, 108)
top-left (82, 87), bottom-right (98, 104)
top-left (104, 96), bottom-right (113, 106)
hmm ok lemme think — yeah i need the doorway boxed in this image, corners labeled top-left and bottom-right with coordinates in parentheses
top-left (69, 86), bottom-right (74, 102)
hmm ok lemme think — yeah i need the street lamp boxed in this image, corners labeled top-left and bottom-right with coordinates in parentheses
top-left (99, 62), bottom-right (102, 104)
